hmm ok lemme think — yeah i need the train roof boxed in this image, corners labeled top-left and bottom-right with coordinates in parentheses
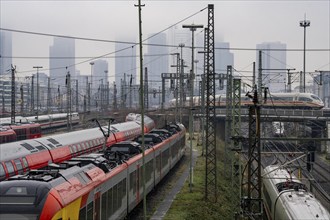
top-left (263, 165), bottom-right (301, 185)
top-left (0, 118), bottom-right (149, 162)
top-left (0, 127), bottom-right (103, 162)
top-left (264, 165), bottom-right (330, 219)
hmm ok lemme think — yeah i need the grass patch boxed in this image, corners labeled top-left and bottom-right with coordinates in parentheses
top-left (164, 138), bottom-right (239, 220)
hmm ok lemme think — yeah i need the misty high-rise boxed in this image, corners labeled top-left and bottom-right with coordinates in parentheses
top-left (0, 31), bottom-right (12, 76)
top-left (49, 37), bottom-right (76, 87)
top-left (215, 42), bottom-right (234, 74)
top-left (256, 42), bottom-right (287, 93)
top-left (115, 41), bottom-right (136, 90)
top-left (92, 59), bottom-right (109, 93)
top-left (145, 33), bottom-right (168, 89)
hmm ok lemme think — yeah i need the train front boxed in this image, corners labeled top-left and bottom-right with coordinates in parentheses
top-left (0, 180), bottom-right (61, 219)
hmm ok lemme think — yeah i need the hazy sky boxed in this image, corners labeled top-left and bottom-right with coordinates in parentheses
top-left (1, 0), bottom-right (329, 85)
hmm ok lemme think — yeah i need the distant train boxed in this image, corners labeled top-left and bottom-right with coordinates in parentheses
top-left (0, 122), bottom-right (186, 219)
top-left (272, 121), bottom-right (285, 137)
top-left (168, 92), bottom-right (324, 109)
top-left (0, 112), bottom-right (80, 130)
top-left (0, 123), bottom-right (42, 144)
top-left (262, 165), bottom-right (330, 220)
top-left (0, 113), bottom-right (155, 181)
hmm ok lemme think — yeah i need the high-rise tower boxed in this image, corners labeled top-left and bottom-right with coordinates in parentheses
top-left (0, 31), bottom-right (12, 76)
top-left (256, 42), bottom-right (287, 92)
top-left (49, 37), bottom-right (75, 87)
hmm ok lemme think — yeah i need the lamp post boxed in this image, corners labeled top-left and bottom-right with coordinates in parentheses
top-left (89, 62), bottom-right (94, 110)
top-left (182, 24), bottom-right (204, 193)
top-left (33, 66), bottom-right (42, 120)
top-left (299, 17), bottom-right (310, 93)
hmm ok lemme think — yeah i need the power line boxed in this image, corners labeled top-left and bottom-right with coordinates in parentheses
top-left (1, 28), bottom-right (329, 52)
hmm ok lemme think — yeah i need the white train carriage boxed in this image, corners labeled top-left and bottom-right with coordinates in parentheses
top-left (168, 92), bottom-right (325, 109)
top-left (262, 165), bottom-right (330, 220)
top-left (0, 112), bottom-right (80, 130)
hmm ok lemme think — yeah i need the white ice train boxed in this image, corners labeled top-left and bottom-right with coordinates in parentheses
top-left (262, 165), bottom-right (330, 220)
top-left (168, 92), bottom-right (325, 109)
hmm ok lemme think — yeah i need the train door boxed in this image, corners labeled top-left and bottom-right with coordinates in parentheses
top-left (94, 191), bottom-right (101, 220)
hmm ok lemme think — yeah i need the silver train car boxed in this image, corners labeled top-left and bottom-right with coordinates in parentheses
top-left (0, 112), bottom-right (80, 130)
top-left (262, 165), bottom-right (330, 220)
top-left (168, 92), bottom-right (324, 109)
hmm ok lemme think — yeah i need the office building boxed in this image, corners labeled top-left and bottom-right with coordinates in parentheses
top-left (0, 31), bottom-right (12, 76)
top-left (256, 42), bottom-right (287, 93)
top-left (49, 37), bottom-right (76, 88)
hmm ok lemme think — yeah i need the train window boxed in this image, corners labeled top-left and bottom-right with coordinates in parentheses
top-left (0, 164), bottom-right (5, 178)
top-left (77, 144), bottom-right (85, 151)
top-left (101, 192), bottom-right (107, 219)
top-left (76, 144), bottom-right (82, 152)
top-left (86, 202), bottom-right (93, 220)
top-left (107, 188), bottom-right (113, 217)
top-left (14, 159), bottom-right (23, 174)
top-left (146, 160), bottom-right (153, 182)
top-left (311, 95), bottom-right (322, 101)
top-left (299, 97), bottom-right (312, 102)
top-left (15, 129), bottom-right (26, 140)
top-left (117, 182), bottom-right (123, 208)
top-left (130, 171), bottom-right (137, 194)
top-left (156, 155), bottom-right (161, 172)
top-left (4, 162), bottom-right (15, 175)
top-left (72, 145), bottom-right (77, 153)
top-left (113, 184), bottom-right (118, 211)
top-left (122, 178), bottom-right (127, 198)
top-left (22, 158), bottom-right (28, 169)
top-left (6, 186), bottom-right (28, 195)
top-left (79, 207), bottom-right (86, 220)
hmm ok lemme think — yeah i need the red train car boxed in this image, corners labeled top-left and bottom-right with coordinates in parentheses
top-left (8, 123), bottom-right (42, 140)
top-left (0, 123), bottom-right (186, 219)
top-left (0, 113), bottom-right (155, 181)
top-left (0, 127), bottom-right (17, 144)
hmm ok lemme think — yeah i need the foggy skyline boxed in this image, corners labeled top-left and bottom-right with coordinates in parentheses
top-left (0, 0), bottom-right (329, 87)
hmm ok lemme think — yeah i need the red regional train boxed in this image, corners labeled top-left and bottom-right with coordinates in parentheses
top-left (0, 123), bottom-right (42, 144)
top-left (0, 113), bottom-right (155, 181)
top-left (0, 122), bottom-right (186, 220)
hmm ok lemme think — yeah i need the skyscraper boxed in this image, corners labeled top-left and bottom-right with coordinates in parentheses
top-left (256, 42), bottom-right (287, 92)
top-left (92, 59), bottom-right (109, 92)
top-left (215, 42), bottom-right (234, 74)
top-left (115, 41), bottom-right (136, 90)
top-left (49, 37), bottom-right (75, 87)
top-left (145, 33), bottom-right (168, 89)
top-left (0, 31), bottom-right (12, 75)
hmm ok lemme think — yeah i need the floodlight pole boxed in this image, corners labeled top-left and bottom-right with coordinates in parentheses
top-left (33, 66), bottom-right (43, 121)
top-left (183, 24), bottom-right (204, 193)
top-left (299, 17), bottom-right (310, 93)
top-left (135, 1), bottom-right (146, 219)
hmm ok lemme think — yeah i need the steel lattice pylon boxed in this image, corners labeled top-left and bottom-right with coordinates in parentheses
top-left (241, 89), bottom-right (263, 219)
top-left (205, 4), bottom-right (217, 202)
top-left (231, 78), bottom-right (242, 216)
top-left (225, 65), bottom-right (233, 178)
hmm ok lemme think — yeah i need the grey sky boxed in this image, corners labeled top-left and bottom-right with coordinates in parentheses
top-left (1, 0), bottom-right (329, 85)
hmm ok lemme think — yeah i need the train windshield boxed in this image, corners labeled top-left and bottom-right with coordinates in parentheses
top-left (0, 181), bottom-right (50, 219)
top-left (0, 214), bottom-right (38, 220)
